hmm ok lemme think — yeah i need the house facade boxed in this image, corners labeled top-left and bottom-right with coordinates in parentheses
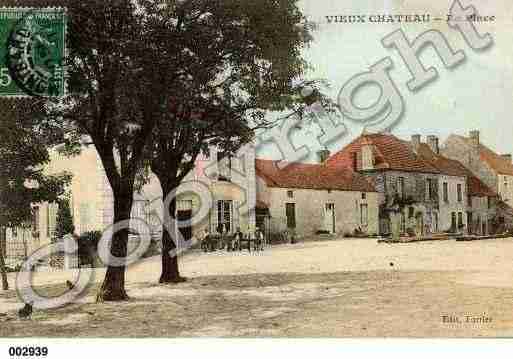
top-left (416, 136), bottom-right (497, 235)
top-left (4, 146), bottom-right (109, 267)
top-left (443, 130), bottom-right (513, 231)
top-left (155, 144), bottom-right (258, 236)
top-left (4, 144), bottom-right (257, 267)
top-left (325, 133), bottom-right (482, 236)
top-left (255, 156), bottom-right (379, 237)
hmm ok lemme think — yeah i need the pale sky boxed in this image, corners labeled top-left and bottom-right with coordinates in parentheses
top-left (256, 0), bottom-right (513, 161)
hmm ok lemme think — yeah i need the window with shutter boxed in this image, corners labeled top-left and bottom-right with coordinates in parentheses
top-left (79, 204), bottom-right (90, 234)
top-left (398, 177), bottom-right (405, 198)
top-left (286, 203), bottom-right (296, 229)
top-left (32, 206), bottom-right (40, 237)
top-left (47, 203), bottom-right (58, 238)
top-left (233, 200), bottom-right (240, 231)
top-left (210, 201), bottom-right (218, 233)
top-left (360, 204), bottom-right (368, 225)
top-left (415, 178), bottom-right (426, 202)
top-left (216, 200), bottom-right (233, 233)
top-left (218, 152), bottom-right (232, 182)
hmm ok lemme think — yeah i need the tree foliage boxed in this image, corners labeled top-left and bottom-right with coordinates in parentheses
top-left (0, 100), bottom-right (72, 228)
top-left (54, 197), bottom-right (75, 240)
top-left (49, 0), bottom-right (178, 300)
top-left (131, 0), bottom-right (328, 282)
top-left (1, 0), bottom-right (339, 298)
top-left (0, 99), bottom-right (72, 290)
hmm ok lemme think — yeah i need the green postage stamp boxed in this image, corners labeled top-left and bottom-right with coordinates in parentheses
top-left (0, 8), bottom-right (66, 97)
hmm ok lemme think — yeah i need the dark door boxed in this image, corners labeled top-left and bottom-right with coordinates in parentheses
top-left (451, 212), bottom-right (457, 233)
top-left (457, 212), bottom-right (463, 231)
top-left (286, 203), bottom-right (296, 229)
top-left (177, 210), bottom-right (193, 241)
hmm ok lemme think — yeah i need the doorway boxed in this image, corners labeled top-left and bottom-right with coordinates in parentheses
top-left (177, 200), bottom-right (193, 241)
top-left (177, 210), bottom-right (193, 241)
top-left (285, 203), bottom-right (296, 230)
top-left (325, 203), bottom-right (336, 233)
top-left (467, 212), bottom-right (473, 234)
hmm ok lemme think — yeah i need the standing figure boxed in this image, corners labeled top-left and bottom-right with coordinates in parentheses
top-left (255, 228), bottom-right (265, 251)
top-left (231, 227), bottom-right (244, 251)
top-left (200, 229), bottom-right (210, 252)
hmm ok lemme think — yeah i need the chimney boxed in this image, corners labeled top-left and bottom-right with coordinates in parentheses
top-left (317, 149), bottom-right (330, 164)
top-left (501, 154), bottom-right (512, 163)
top-left (361, 138), bottom-right (374, 170)
top-left (411, 134), bottom-right (421, 153)
top-left (427, 135), bottom-right (439, 154)
top-left (469, 130), bottom-right (480, 147)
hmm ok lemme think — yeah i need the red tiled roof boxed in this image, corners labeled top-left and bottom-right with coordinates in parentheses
top-left (416, 143), bottom-right (467, 177)
top-left (326, 133), bottom-right (440, 174)
top-left (454, 135), bottom-right (513, 176)
top-left (479, 145), bottom-right (513, 176)
top-left (416, 143), bottom-right (496, 197)
top-left (467, 176), bottom-right (496, 197)
top-left (255, 159), bottom-right (376, 192)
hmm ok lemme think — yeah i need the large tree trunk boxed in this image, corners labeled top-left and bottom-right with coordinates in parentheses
top-left (97, 193), bottom-right (133, 301)
top-left (0, 227), bottom-right (8, 290)
top-left (159, 183), bottom-right (186, 284)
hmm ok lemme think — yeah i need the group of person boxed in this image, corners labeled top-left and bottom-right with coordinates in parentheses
top-left (199, 226), bottom-right (266, 252)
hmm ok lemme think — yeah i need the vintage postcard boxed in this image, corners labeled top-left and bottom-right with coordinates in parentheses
top-left (1, 0), bottom-right (513, 353)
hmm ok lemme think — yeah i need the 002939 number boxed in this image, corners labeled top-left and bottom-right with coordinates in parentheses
top-left (8, 346), bottom-right (48, 357)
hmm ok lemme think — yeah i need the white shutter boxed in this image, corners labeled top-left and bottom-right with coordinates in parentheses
top-left (177, 200), bottom-right (193, 211)
top-left (49, 203), bottom-right (58, 239)
top-left (211, 200), bottom-right (218, 233)
top-left (79, 203), bottom-right (90, 234)
top-left (233, 200), bottom-right (240, 232)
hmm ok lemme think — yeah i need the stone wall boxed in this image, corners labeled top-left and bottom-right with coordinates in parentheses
top-left (362, 170), bottom-right (439, 205)
top-left (470, 196), bottom-right (495, 235)
top-left (437, 174), bottom-right (467, 232)
top-left (261, 185), bottom-right (379, 237)
top-left (360, 170), bottom-right (448, 235)
top-left (497, 174), bottom-right (513, 206)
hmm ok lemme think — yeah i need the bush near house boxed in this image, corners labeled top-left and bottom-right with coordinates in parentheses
top-left (54, 199), bottom-right (75, 242)
top-left (142, 236), bottom-right (162, 258)
top-left (78, 231), bottom-right (102, 267)
top-left (50, 200), bottom-right (78, 268)
top-left (76, 231), bottom-right (162, 266)
top-left (5, 264), bottom-right (22, 273)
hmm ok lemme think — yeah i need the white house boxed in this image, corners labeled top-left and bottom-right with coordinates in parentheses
top-left (255, 154), bottom-right (379, 237)
top-left (4, 143), bottom-right (258, 267)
